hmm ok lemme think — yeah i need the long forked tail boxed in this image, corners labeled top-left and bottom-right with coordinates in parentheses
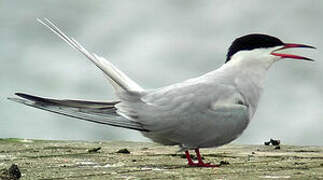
top-left (8, 93), bottom-right (149, 132)
top-left (37, 18), bottom-right (143, 93)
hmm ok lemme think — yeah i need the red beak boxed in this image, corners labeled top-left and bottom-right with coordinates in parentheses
top-left (271, 43), bottom-right (316, 61)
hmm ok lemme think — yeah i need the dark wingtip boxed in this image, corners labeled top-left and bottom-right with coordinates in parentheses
top-left (15, 93), bottom-right (32, 99)
top-left (15, 93), bottom-right (46, 102)
top-left (15, 92), bottom-right (25, 97)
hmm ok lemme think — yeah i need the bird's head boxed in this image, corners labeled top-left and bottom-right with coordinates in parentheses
top-left (225, 34), bottom-right (315, 69)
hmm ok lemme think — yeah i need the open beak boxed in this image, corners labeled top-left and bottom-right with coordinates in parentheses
top-left (271, 43), bottom-right (316, 61)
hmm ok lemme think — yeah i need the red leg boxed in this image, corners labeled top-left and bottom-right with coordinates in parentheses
top-left (184, 149), bottom-right (218, 168)
top-left (185, 151), bottom-right (195, 166)
top-left (195, 148), bottom-right (218, 167)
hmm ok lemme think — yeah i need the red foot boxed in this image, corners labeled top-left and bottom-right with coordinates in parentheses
top-left (185, 149), bottom-right (219, 168)
top-left (187, 161), bottom-right (219, 167)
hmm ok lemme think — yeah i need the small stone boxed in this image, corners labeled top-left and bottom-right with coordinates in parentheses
top-left (7, 164), bottom-right (21, 179)
top-left (274, 146), bottom-right (281, 150)
top-left (219, 160), bottom-right (230, 166)
top-left (270, 139), bottom-right (281, 146)
top-left (88, 147), bottom-right (101, 153)
top-left (116, 148), bottom-right (130, 154)
top-left (0, 164), bottom-right (20, 180)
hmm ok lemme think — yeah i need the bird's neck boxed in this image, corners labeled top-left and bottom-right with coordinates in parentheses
top-left (221, 59), bottom-right (273, 118)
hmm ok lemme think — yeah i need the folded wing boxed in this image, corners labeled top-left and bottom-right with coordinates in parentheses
top-left (9, 93), bottom-right (148, 132)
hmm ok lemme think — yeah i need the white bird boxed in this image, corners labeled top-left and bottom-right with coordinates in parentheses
top-left (9, 18), bottom-right (315, 167)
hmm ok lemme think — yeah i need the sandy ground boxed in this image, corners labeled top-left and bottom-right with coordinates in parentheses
top-left (1, 138), bottom-right (323, 179)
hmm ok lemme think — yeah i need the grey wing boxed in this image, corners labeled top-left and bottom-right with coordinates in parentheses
top-left (139, 81), bottom-right (250, 148)
top-left (9, 93), bottom-right (148, 132)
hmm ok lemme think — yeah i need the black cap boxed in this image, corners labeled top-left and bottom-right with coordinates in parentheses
top-left (226, 34), bottom-right (284, 63)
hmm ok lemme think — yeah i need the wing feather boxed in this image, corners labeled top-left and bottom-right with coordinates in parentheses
top-left (37, 18), bottom-right (143, 93)
top-left (8, 93), bottom-right (148, 132)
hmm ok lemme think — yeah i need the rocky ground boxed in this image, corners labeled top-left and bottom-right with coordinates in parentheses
top-left (1, 138), bottom-right (323, 179)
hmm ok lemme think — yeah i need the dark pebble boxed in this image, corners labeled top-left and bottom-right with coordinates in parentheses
top-left (219, 161), bottom-right (230, 166)
top-left (116, 148), bottom-right (130, 154)
top-left (88, 147), bottom-right (101, 153)
top-left (270, 139), bottom-right (281, 146)
top-left (264, 141), bottom-right (271, 146)
top-left (1, 164), bottom-right (22, 180)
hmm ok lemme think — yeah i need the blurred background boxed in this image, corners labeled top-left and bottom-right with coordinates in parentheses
top-left (1, 0), bottom-right (322, 145)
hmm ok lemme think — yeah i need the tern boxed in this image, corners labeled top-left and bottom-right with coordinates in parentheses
top-left (9, 18), bottom-right (315, 167)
